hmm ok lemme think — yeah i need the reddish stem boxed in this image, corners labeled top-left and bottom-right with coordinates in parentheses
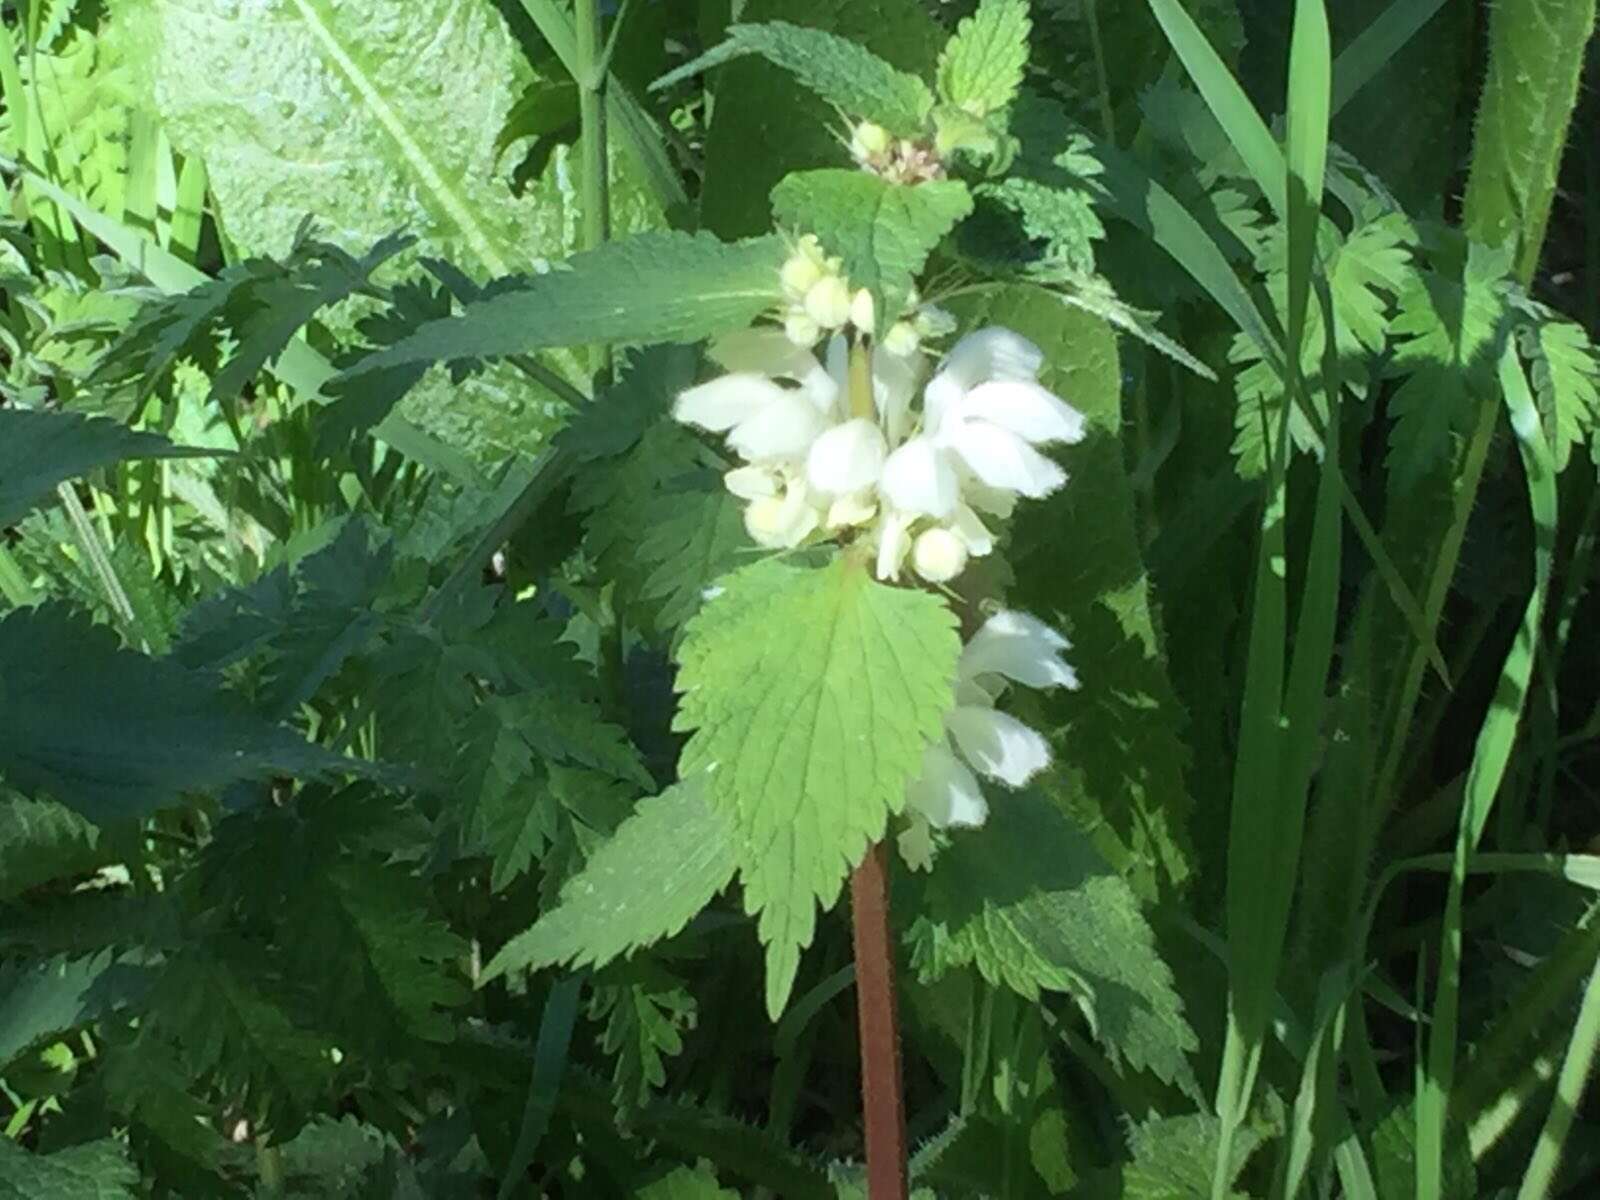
top-left (851, 840), bottom-right (909, 1200)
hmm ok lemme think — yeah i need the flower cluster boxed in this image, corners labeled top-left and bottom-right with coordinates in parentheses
top-left (899, 609), bottom-right (1077, 866)
top-left (673, 247), bottom-right (1086, 587)
top-left (849, 120), bottom-right (947, 185)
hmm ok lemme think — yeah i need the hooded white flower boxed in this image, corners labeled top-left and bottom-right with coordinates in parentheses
top-left (881, 327), bottom-right (1086, 519)
top-left (902, 610), bottom-right (1076, 834)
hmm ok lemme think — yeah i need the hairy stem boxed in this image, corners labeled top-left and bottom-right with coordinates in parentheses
top-left (851, 841), bottom-right (909, 1200)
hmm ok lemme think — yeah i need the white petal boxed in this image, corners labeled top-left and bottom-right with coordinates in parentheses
top-left (709, 328), bottom-right (819, 378)
top-left (905, 743), bottom-right (989, 828)
top-left (960, 611), bottom-right (1078, 690)
top-left (950, 503), bottom-right (994, 556)
top-left (674, 373), bottom-right (790, 433)
top-left (807, 418), bottom-right (888, 495)
top-left (875, 510), bottom-right (914, 581)
top-left (745, 485), bottom-right (819, 548)
top-left (872, 344), bottom-right (924, 445)
top-left (946, 706), bottom-right (1051, 787)
top-left (724, 465), bottom-right (779, 500)
top-left (880, 436), bottom-right (959, 518)
top-left (943, 327), bottom-right (1045, 383)
top-left (945, 421), bottom-right (1066, 498)
top-left (957, 379), bottom-right (1087, 445)
top-left (826, 491), bottom-right (877, 530)
top-left (911, 527), bottom-right (968, 583)
top-left (727, 394), bottom-right (827, 462)
top-left (804, 276), bottom-right (852, 328)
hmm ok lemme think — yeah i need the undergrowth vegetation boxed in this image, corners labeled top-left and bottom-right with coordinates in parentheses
top-left (1, 0), bottom-right (1598, 1197)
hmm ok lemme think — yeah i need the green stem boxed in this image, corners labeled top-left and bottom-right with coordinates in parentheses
top-left (57, 483), bottom-right (143, 650)
top-left (575, 0), bottom-right (612, 384)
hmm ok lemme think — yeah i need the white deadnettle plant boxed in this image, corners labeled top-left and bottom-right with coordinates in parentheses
top-left (672, 238), bottom-right (1085, 856)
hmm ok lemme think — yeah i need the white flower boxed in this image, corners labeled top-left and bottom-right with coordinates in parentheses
top-left (744, 475), bottom-right (821, 548)
top-left (850, 288), bottom-right (876, 334)
top-left (807, 417), bottom-right (888, 495)
top-left (803, 276), bottom-right (853, 329)
top-left (902, 610), bottom-right (1076, 833)
top-left (882, 327), bottom-right (1086, 520)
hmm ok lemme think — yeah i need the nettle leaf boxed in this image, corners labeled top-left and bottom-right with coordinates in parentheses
top-left (0, 953), bottom-right (121, 1067)
top-left (454, 704), bottom-right (557, 893)
top-left (675, 556), bottom-right (959, 1016)
top-left (697, 0), bottom-right (945, 239)
top-left (91, 231), bottom-right (412, 405)
top-left (483, 777), bottom-right (737, 981)
top-left (770, 170), bottom-right (972, 326)
top-left (956, 286), bottom-right (1194, 894)
top-left (562, 347), bottom-right (752, 638)
top-left (341, 233), bottom-right (786, 379)
top-left (936, 0), bottom-right (1031, 118)
top-left (592, 977), bottom-right (696, 1107)
top-left (655, 22), bottom-right (935, 136)
top-left (0, 604), bottom-right (361, 824)
top-left (0, 409), bottom-right (215, 529)
top-left (1386, 239), bottom-right (1516, 495)
top-left (0, 1138), bottom-right (138, 1199)
top-left (637, 1166), bottom-right (739, 1200)
top-left (1518, 306), bottom-right (1600, 471)
top-left (0, 796), bottom-right (103, 902)
top-left (1121, 1113), bottom-right (1262, 1199)
top-left (908, 792), bottom-right (1197, 1090)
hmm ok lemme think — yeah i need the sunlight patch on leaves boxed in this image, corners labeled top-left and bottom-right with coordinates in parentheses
top-left (675, 556), bottom-right (959, 1016)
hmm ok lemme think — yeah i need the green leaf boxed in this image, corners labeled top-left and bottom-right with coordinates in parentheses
top-left (908, 792), bottom-right (1197, 1090)
top-left (91, 231), bottom-right (413, 406)
top-left (675, 555), bottom-right (959, 1016)
top-left (1120, 1113), bottom-right (1262, 1199)
top-left (696, 0), bottom-right (945, 238)
top-left (0, 796), bottom-right (102, 902)
top-left (770, 170), bottom-right (972, 326)
top-left (654, 21), bottom-right (935, 136)
top-left (0, 603), bottom-right (360, 823)
top-left (0, 954), bottom-right (119, 1068)
top-left (1519, 306), bottom-right (1600, 472)
top-left (0, 409), bottom-right (214, 529)
top-left (936, 0), bottom-right (1031, 117)
top-left (592, 978), bottom-right (695, 1107)
top-left (0, 1138), bottom-right (138, 1199)
top-left (340, 233), bottom-right (786, 380)
top-left (1461, 0), bottom-right (1597, 282)
top-left (1385, 239), bottom-right (1513, 495)
top-left (483, 777), bottom-right (737, 981)
top-left (636, 1165), bottom-right (739, 1200)
top-left (454, 705), bottom-right (557, 893)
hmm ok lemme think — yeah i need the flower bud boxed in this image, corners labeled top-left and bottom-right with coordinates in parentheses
top-left (780, 249), bottom-right (825, 296)
top-left (913, 304), bottom-right (957, 338)
top-left (803, 275), bottom-right (853, 329)
top-left (784, 310), bottom-right (821, 346)
top-left (912, 526), bottom-right (969, 583)
top-left (851, 120), bottom-right (893, 161)
top-left (882, 321), bottom-right (920, 357)
top-left (850, 288), bottom-right (876, 334)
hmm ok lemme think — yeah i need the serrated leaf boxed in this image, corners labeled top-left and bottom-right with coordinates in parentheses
top-left (0, 954), bottom-right (119, 1067)
top-left (0, 796), bottom-right (102, 902)
top-left (0, 1138), bottom-right (138, 1199)
top-left (655, 21), bottom-right (935, 136)
top-left (1121, 1113), bottom-right (1261, 1199)
top-left (91, 231), bottom-right (413, 405)
top-left (507, 690), bottom-right (655, 791)
top-left (484, 777), bottom-right (736, 981)
top-left (0, 604), bottom-right (363, 824)
top-left (453, 704), bottom-right (555, 892)
top-left (1520, 308), bottom-right (1600, 471)
top-left (340, 233), bottom-right (786, 380)
top-left (592, 978), bottom-right (695, 1107)
top-left (771, 170), bottom-right (971, 326)
top-left (936, 0), bottom-right (1031, 117)
top-left (675, 555), bottom-right (959, 1016)
top-left (908, 792), bottom-right (1196, 1089)
top-left (636, 1165), bottom-right (739, 1200)
top-left (0, 409), bottom-right (214, 529)
top-left (1386, 239), bottom-right (1514, 493)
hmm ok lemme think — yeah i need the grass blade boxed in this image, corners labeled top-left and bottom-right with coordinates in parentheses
top-left (498, 977), bottom-right (582, 1199)
top-left (1416, 340), bottom-right (1558, 1199)
top-left (1330, 0), bottom-right (1450, 115)
top-left (1515, 950), bottom-right (1600, 1199)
